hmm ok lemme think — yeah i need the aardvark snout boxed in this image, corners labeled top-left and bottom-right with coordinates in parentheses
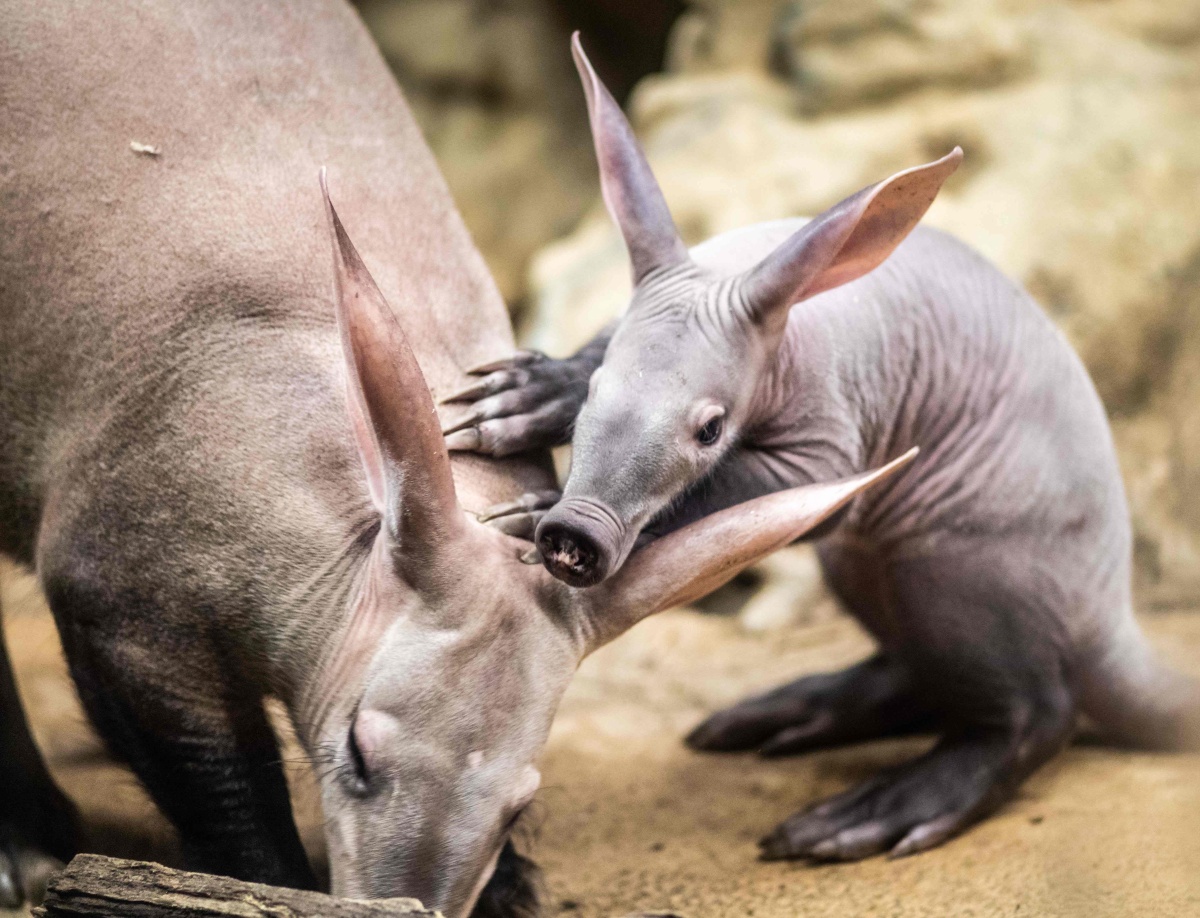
top-left (535, 498), bottom-right (627, 587)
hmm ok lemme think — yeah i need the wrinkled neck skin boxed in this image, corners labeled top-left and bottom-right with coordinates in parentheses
top-left (631, 295), bottom-right (881, 541)
top-left (746, 307), bottom-right (880, 487)
top-left (693, 222), bottom-right (897, 491)
top-left (289, 528), bottom-right (387, 748)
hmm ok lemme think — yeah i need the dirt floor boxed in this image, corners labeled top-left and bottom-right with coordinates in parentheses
top-left (3, 561), bottom-right (1199, 917)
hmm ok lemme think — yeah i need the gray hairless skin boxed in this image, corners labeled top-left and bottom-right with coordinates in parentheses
top-left (0, 6), bottom-right (916, 914)
top-left (445, 35), bottom-right (1200, 863)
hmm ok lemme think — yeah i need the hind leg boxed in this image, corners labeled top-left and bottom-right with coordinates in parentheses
top-left (688, 543), bottom-right (934, 756)
top-left (0, 599), bottom-right (80, 908)
top-left (760, 552), bottom-right (1076, 861)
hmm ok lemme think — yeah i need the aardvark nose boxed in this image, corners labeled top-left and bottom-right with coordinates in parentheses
top-left (535, 499), bottom-right (623, 587)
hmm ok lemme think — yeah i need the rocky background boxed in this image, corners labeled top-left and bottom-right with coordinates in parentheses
top-left (364, 0), bottom-right (1200, 620)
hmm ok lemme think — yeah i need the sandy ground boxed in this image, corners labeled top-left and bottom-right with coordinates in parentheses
top-left (2, 562), bottom-right (1198, 917)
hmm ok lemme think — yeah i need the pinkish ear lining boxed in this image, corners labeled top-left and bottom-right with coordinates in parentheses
top-left (571, 33), bottom-right (689, 284)
top-left (740, 149), bottom-right (962, 334)
top-left (321, 168), bottom-right (388, 514)
top-left (320, 169), bottom-right (463, 555)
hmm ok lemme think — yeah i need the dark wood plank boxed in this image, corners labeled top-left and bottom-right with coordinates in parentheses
top-left (34, 854), bottom-right (439, 917)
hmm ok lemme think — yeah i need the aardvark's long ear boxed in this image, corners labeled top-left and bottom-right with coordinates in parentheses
top-left (739, 149), bottom-right (962, 337)
top-left (321, 170), bottom-right (462, 558)
top-left (572, 33), bottom-right (688, 284)
top-left (575, 449), bottom-right (918, 653)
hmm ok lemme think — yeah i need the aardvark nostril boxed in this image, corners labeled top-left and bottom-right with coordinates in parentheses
top-left (535, 498), bottom-right (627, 587)
top-left (537, 523), bottom-right (601, 583)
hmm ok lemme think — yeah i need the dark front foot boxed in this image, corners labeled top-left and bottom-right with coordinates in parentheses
top-left (759, 700), bottom-right (1074, 862)
top-left (440, 350), bottom-right (594, 458)
top-left (1, 617), bottom-right (81, 909)
top-left (0, 832), bottom-right (69, 909)
top-left (686, 655), bottom-right (933, 756)
top-left (0, 787), bottom-right (80, 909)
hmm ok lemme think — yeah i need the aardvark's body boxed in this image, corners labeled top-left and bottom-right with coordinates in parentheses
top-left (2, 11), bottom-right (909, 913)
top-left (0, 2), bottom-right (557, 913)
top-left (443, 37), bottom-right (1200, 862)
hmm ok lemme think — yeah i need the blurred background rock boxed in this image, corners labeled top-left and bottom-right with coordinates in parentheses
top-left (355, 0), bottom-right (682, 305)
top-left (360, 0), bottom-right (1200, 624)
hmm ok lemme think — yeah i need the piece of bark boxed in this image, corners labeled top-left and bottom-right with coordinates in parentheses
top-left (34, 854), bottom-right (440, 918)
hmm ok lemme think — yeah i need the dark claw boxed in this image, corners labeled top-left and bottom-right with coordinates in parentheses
top-left (758, 808), bottom-right (842, 860)
top-left (685, 709), bottom-right (780, 752)
top-left (476, 491), bottom-right (560, 541)
top-left (758, 825), bottom-right (807, 861)
top-left (441, 410), bottom-right (482, 436)
top-left (478, 501), bottom-right (520, 523)
top-left (465, 350), bottom-right (543, 375)
top-left (444, 428), bottom-right (481, 452)
top-left (758, 710), bottom-right (836, 757)
top-left (439, 378), bottom-right (496, 405)
top-left (478, 491), bottom-right (562, 523)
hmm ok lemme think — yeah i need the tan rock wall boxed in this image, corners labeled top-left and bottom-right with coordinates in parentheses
top-left (357, 0), bottom-right (598, 306)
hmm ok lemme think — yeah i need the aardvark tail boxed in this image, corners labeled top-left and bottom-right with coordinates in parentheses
top-left (1081, 613), bottom-right (1200, 751)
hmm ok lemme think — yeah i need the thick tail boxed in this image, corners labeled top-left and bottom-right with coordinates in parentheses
top-left (1080, 613), bottom-right (1200, 751)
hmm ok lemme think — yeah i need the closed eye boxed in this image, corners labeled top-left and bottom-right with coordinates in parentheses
top-left (345, 722), bottom-right (370, 794)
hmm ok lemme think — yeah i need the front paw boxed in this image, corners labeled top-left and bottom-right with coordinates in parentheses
top-left (439, 351), bottom-right (590, 457)
top-left (0, 830), bottom-right (72, 909)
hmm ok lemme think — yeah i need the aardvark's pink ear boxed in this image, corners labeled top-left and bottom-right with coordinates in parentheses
top-left (321, 169), bottom-right (462, 557)
top-left (575, 449), bottom-right (919, 653)
top-left (572, 33), bottom-right (688, 284)
top-left (739, 149), bottom-right (962, 337)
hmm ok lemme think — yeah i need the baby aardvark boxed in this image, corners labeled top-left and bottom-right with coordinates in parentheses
top-left (442, 35), bottom-right (1200, 862)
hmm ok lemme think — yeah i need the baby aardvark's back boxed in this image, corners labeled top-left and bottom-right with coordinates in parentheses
top-left (705, 223), bottom-right (1127, 575)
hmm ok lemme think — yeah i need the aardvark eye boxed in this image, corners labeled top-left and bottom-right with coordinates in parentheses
top-left (346, 722), bottom-right (370, 791)
top-left (696, 415), bottom-right (723, 447)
